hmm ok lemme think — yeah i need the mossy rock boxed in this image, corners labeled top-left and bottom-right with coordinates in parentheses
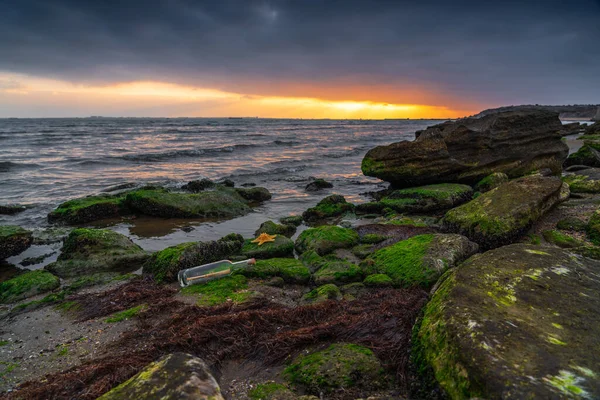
top-left (48, 194), bottom-right (128, 224)
top-left (565, 142), bottom-right (600, 168)
top-left (302, 284), bottom-right (342, 303)
top-left (98, 353), bottom-right (223, 399)
top-left (305, 178), bottom-right (333, 192)
top-left (295, 226), bottom-right (359, 256)
top-left (562, 174), bottom-right (600, 194)
top-left (362, 234), bottom-right (478, 288)
top-left (0, 270), bottom-right (60, 303)
top-left (143, 234), bottom-right (244, 283)
top-left (254, 220), bottom-right (296, 238)
top-left (0, 204), bottom-right (28, 215)
top-left (313, 256), bottom-right (364, 285)
top-left (380, 183), bottom-right (473, 213)
top-left (442, 175), bottom-right (569, 250)
top-left (302, 195), bottom-right (355, 222)
top-left (0, 225), bottom-right (33, 260)
top-left (181, 178), bottom-right (215, 192)
top-left (355, 201), bottom-right (386, 215)
top-left (363, 274), bottom-right (394, 287)
top-left (181, 275), bottom-right (254, 306)
top-left (284, 343), bottom-right (386, 394)
top-left (360, 233), bottom-right (388, 244)
top-left (241, 235), bottom-right (294, 259)
top-left (279, 215), bottom-right (303, 227)
top-left (542, 230), bottom-right (583, 248)
top-left (125, 187), bottom-right (252, 218)
top-left (248, 382), bottom-right (297, 400)
top-left (351, 244), bottom-right (375, 259)
top-left (340, 282), bottom-right (369, 300)
top-left (235, 258), bottom-right (310, 284)
top-left (414, 244), bottom-right (600, 399)
top-left (235, 187), bottom-right (272, 202)
top-left (556, 217), bottom-right (587, 232)
top-left (474, 172), bottom-right (509, 193)
top-left (46, 228), bottom-right (149, 278)
top-left (586, 210), bottom-right (600, 245)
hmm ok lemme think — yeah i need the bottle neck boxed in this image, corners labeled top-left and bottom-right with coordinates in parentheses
top-left (231, 258), bottom-right (256, 267)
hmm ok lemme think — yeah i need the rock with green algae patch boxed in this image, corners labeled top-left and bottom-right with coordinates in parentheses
top-left (474, 172), bottom-right (509, 193)
top-left (235, 186), bottom-right (272, 202)
top-left (301, 284), bottom-right (343, 303)
top-left (362, 233), bottom-right (478, 288)
top-left (48, 194), bottom-right (128, 224)
top-left (0, 270), bottom-right (60, 303)
top-left (351, 244), bottom-right (375, 259)
top-left (565, 142), bottom-right (600, 168)
top-left (295, 225), bottom-right (359, 256)
top-left (97, 353), bottom-right (224, 400)
top-left (380, 183), bottom-right (473, 213)
top-left (312, 256), bottom-right (363, 285)
top-left (442, 175), bottom-right (569, 250)
top-left (284, 343), bottom-right (387, 394)
top-left (557, 217), bottom-right (587, 232)
top-left (181, 275), bottom-right (254, 307)
top-left (414, 244), bottom-right (600, 400)
top-left (363, 273), bottom-right (393, 287)
top-left (586, 210), bottom-right (600, 245)
top-left (241, 235), bottom-right (294, 259)
top-left (143, 234), bottom-right (244, 283)
top-left (542, 229), bottom-right (583, 248)
top-left (124, 186), bottom-right (253, 218)
top-left (45, 228), bottom-right (149, 278)
top-left (563, 173), bottom-right (600, 194)
top-left (302, 195), bottom-right (355, 222)
top-left (248, 382), bottom-right (298, 400)
top-left (0, 225), bottom-right (33, 260)
top-left (254, 220), bottom-right (296, 238)
top-left (279, 215), bottom-right (303, 227)
top-left (235, 258), bottom-right (310, 284)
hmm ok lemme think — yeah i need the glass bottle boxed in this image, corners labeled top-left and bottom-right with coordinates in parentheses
top-left (178, 258), bottom-right (256, 287)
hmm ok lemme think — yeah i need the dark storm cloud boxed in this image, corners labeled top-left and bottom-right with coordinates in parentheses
top-left (0, 0), bottom-right (599, 105)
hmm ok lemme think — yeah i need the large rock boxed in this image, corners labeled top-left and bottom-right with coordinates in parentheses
top-left (241, 235), bottom-right (295, 259)
top-left (0, 270), bottom-right (60, 303)
top-left (302, 195), bottom-right (355, 222)
top-left (0, 225), bottom-right (33, 260)
top-left (46, 228), bottom-right (149, 278)
top-left (143, 234), bottom-right (244, 283)
top-left (379, 183), bottom-right (473, 213)
top-left (443, 175), bottom-right (569, 249)
top-left (362, 110), bottom-right (568, 187)
top-left (48, 194), bottom-right (128, 224)
top-left (361, 233), bottom-right (478, 288)
top-left (98, 353), bottom-right (224, 400)
top-left (563, 167), bottom-right (600, 193)
top-left (415, 244), bottom-right (600, 399)
top-left (295, 226), bottom-right (359, 256)
top-left (565, 141), bottom-right (600, 168)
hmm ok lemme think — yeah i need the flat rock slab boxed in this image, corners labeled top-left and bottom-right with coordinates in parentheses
top-left (443, 175), bottom-right (569, 249)
top-left (416, 244), bottom-right (600, 400)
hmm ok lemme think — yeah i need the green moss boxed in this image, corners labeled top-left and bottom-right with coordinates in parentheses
top-left (363, 274), bottom-right (394, 287)
top-left (362, 234), bottom-right (435, 287)
top-left (361, 233), bottom-right (388, 244)
top-left (587, 210), bottom-right (600, 245)
top-left (295, 226), bottom-right (359, 256)
top-left (302, 284), bottom-right (342, 303)
top-left (0, 270), bottom-right (60, 304)
top-left (313, 257), bottom-right (364, 285)
top-left (106, 304), bottom-right (147, 323)
top-left (0, 361), bottom-right (19, 379)
top-left (279, 215), bottom-right (303, 226)
top-left (48, 194), bottom-right (128, 224)
top-left (524, 233), bottom-right (542, 245)
top-left (146, 242), bottom-right (194, 283)
top-left (302, 195), bottom-right (355, 222)
top-left (284, 343), bottom-right (385, 394)
top-left (248, 382), bottom-right (293, 400)
top-left (236, 258), bottom-right (310, 284)
top-left (474, 172), bottom-right (509, 193)
top-left (0, 340), bottom-right (9, 347)
top-left (181, 275), bottom-right (253, 306)
top-left (542, 230), bottom-right (583, 248)
top-left (351, 244), bottom-right (375, 259)
top-left (380, 183), bottom-right (473, 213)
top-left (241, 236), bottom-right (295, 259)
top-left (0, 225), bottom-right (29, 238)
top-left (562, 175), bottom-right (600, 193)
top-left (384, 215), bottom-right (430, 227)
top-left (556, 217), bottom-right (587, 232)
top-left (255, 220), bottom-right (296, 238)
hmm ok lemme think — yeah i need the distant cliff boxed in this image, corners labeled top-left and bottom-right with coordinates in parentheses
top-left (474, 104), bottom-right (600, 121)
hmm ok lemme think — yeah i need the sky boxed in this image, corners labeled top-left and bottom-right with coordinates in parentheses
top-left (0, 0), bottom-right (599, 119)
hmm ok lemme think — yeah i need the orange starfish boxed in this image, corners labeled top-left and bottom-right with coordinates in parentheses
top-left (252, 232), bottom-right (277, 246)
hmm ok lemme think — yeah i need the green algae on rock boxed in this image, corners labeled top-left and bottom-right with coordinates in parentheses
top-left (143, 234), bottom-right (244, 283)
top-left (363, 273), bottom-right (394, 287)
top-left (442, 175), bottom-right (569, 249)
top-left (248, 382), bottom-right (297, 400)
top-left (279, 215), bottom-right (303, 227)
top-left (235, 186), bottom-right (272, 202)
top-left (181, 274), bottom-right (253, 306)
top-left (557, 217), bottom-right (587, 232)
top-left (45, 228), bottom-right (148, 278)
top-left (0, 270), bottom-right (60, 303)
top-left (542, 230), bottom-right (583, 248)
top-left (235, 258), bottom-right (310, 284)
top-left (380, 183), bottom-right (473, 213)
top-left (295, 225), bottom-right (359, 256)
top-left (302, 283), bottom-right (343, 303)
top-left (302, 195), bottom-right (355, 222)
top-left (312, 256), bottom-right (363, 285)
top-left (0, 225), bottom-right (33, 260)
top-left (562, 173), bottom-right (600, 194)
top-left (97, 353), bottom-right (224, 400)
top-left (254, 220), bottom-right (296, 238)
top-left (241, 235), bottom-right (295, 259)
top-left (474, 172), bottom-right (509, 193)
top-left (586, 210), bottom-right (600, 246)
top-left (284, 343), bottom-right (386, 394)
top-left (565, 142), bottom-right (600, 168)
top-left (415, 244), bottom-right (600, 400)
top-left (362, 233), bottom-right (478, 288)
top-left (48, 194), bottom-right (128, 224)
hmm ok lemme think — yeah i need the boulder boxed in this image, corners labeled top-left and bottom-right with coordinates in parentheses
top-left (301, 283), bottom-right (342, 303)
top-left (362, 234), bottom-right (478, 288)
top-left (241, 235), bottom-right (295, 259)
top-left (235, 258), bottom-right (310, 284)
top-left (474, 172), bottom-right (509, 193)
top-left (97, 353), bottom-right (224, 400)
top-left (234, 187), bottom-right (272, 202)
top-left (362, 110), bottom-right (568, 187)
top-left (307, 253), bottom-right (364, 285)
top-left (180, 275), bottom-right (254, 307)
top-left (0, 225), bottom-right (33, 260)
top-left (181, 178), bottom-right (215, 192)
top-left (48, 194), bottom-right (128, 224)
top-left (565, 142), bottom-right (600, 168)
top-left (295, 226), bottom-right (359, 256)
top-left (0, 204), bottom-right (28, 215)
top-left (415, 244), bottom-right (600, 400)
top-left (46, 228), bottom-right (149, 278)
top-left (0, 270), bottom-right (60, 303)
top-left (279, 215), bottom-right (303, 227)
top-left (379, 183), bottom-right (473, 213)
top-left (302, 195), bottom-right (355, 222)
top-left (558, 122), bottom-right (583, 136)
top-left (254, 220), bottom-right (296, 238)
top-left (305, 178), bottom-right (333, 192)
top-left (443, 175), bottom-right (569, 249)
top-left (563, 167), bottom-right (600, 193)
top-left (143, 234), bottom-right (244, 283)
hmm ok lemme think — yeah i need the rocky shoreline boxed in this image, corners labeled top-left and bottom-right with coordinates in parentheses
top-left (1, 111), bottom-right (599, 399)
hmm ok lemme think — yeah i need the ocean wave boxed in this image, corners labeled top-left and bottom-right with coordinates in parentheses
top-left (119, 143), bottom-right (260, 162)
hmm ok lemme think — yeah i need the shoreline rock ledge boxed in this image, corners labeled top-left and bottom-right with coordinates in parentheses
top-left (361, 110), bottom-right (569, 187)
